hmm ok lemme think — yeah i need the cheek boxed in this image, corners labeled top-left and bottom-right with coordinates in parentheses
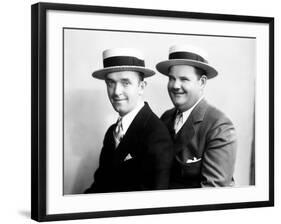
top-left (192, 83), bottom-right (201, 92)
top-left (123, 88), bottom-right (135, 99)
top-left (182, 82), bottom-right (194, 91)
top-left (107, 87), bottom-right (113, 96)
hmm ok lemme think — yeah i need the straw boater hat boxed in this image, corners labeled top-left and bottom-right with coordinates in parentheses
top-left (156, 45), bottom-right (218, 79)
top-left (92, 48), bottom-right (155, 80)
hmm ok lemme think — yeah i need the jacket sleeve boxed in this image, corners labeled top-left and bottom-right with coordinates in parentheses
top-left (84, 145), bottom-right (109, 193)
top-left (84, 127), bottom-right (113, 193)
top-left (200, 118), bottom-right (237, 187)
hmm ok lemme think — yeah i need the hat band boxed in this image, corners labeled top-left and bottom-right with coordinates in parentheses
top-left (103, 56), bottom-right (145, 68)
top-left (169, 52), bottom-right (206, 63)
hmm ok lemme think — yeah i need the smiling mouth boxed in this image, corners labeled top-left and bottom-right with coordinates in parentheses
top-left (172, 92), bottom-right (185, 95)
top-left (113, 98), bottom-right (126, 102)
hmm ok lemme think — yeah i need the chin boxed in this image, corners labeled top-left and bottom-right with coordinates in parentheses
top-left (172, 99), bottom-right (183, 106)
top-left (112, 105), bottom-right (122, 113)
top-left (173, 101), bottom-right (188, 110)
top-left (114, 106), bottom-right (127, 115)
top-left (118, 110), bottom-right (129, 116)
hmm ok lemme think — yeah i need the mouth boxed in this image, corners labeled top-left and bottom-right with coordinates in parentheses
top-left (171, 91), bottom-right (185, 96)
top-left (112, 98), bottom-right (126, 102)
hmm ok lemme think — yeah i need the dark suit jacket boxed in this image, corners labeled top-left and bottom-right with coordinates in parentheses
top-left (85, 103), bottom-right (173, 193)
top-left (161, 99), bottom-right (237, 188)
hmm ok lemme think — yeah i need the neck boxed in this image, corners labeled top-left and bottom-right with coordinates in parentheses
top-left (177, 95), bottom-right (204, 113)
top-left (119, 100), bottom-right (144, 117)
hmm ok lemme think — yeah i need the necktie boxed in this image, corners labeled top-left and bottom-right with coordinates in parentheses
top-left (174, 111), bottom-right (183, 134)
top-left (113, 117), bottom-right (124, 148)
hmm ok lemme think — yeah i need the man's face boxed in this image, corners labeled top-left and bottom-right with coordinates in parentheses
top-left (105, 71), bottom-right (145, 116)
top-left (167, 65), bottom-right (206, 112)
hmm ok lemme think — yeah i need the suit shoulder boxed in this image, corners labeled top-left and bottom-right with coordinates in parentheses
top-left (104, 124), bottom-right (115, 138)
top-left (161, 108), bottom-right (175, 120)
top-left (145, 109), bottom-right (170, 133)
top-left (205, 104), bottom-right (234, 126)
top-left (146, 109), bottom-right (165, 126)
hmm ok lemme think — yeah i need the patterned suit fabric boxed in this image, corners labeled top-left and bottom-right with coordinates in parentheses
top-left (161, 99), bottom-right (237, 188)
top-left (85, 103), bottom-right (173, 193)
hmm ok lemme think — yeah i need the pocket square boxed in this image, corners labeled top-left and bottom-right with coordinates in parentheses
top-left (124, 153), bottom-right (133, 161)
top-left (186, 157), bottom-right (201, 163)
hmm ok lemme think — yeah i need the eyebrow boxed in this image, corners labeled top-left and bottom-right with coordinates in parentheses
top-left (168, 74), bottom-right (189, 79)
top-left (120, 78), bottom-right (131, 82)
top-left (105, 78), bottom-right (131, 82)
top-left (105, 78), bottom-right (114, 83)
top-left (179, 76), bottom-right (190, 79)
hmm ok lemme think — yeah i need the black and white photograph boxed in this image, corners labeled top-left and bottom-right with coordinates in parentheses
top-left (30, 2), bottom-right (274, 222)
top-left (63, 28), bottom-right (255, 195)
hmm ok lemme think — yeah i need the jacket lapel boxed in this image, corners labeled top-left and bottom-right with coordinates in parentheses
top-left (114, 102), bottom-right (152, 161)
top-left (165, 108), bottom-right (177, 137)
top-left (174, 99), bottom-right (208, 145)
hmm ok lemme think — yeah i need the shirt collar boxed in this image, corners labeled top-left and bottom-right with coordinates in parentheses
top-left (119, 101), bottom-right (145, 134)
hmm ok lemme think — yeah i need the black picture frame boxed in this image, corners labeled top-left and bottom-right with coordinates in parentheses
top-left (31, 2), bottom-right (274, 222)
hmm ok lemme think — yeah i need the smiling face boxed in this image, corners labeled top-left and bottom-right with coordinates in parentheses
top-left (105, 71), bottom-right (145, 116)
top-left (167, 65), bottom-right (207, 112)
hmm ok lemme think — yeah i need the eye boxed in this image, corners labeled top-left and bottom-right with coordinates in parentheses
top-left (121, 80), bottom-right (130, 86)
top-left (180, 77), bottom-right (189, 82)
top-left (105, 80), bottom-right (114, 87)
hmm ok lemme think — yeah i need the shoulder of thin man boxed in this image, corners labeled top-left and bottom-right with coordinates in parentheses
top-left (160, 107), bottom-right (175, 120)
top-left (144, 113), bottom-right (172, 137)
top-left (104, 124), bottom-right (115, 136)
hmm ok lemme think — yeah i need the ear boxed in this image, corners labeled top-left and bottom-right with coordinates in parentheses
top-left (138, 80), bottom-right (147, 95)
top-left (200, 75), bottom-right (207, 88)
top-left (140, 80), bottom-right (147, 89)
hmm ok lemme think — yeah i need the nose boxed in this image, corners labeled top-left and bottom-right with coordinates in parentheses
top-left (113, 83), bottom-right (123, 96)
top-left (171, 79), bottom-right (181, 90)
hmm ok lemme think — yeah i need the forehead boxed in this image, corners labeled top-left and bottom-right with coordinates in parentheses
top-left (168, 65), bottom-right (200, 79)
top-left (106, 70), bottom-right (141, 81)
top-left (169, 65), bottom-right (197, 75)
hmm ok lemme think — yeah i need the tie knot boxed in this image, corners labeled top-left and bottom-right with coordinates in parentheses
top-left (175, 111), bottom-right (183, 121)
top-left (116, 117), bottom-right (123, 127)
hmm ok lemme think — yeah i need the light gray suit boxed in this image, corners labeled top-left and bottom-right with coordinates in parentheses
top-left (161, 99), bottom-right (237, 188)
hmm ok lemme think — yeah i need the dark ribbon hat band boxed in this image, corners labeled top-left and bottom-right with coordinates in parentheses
top-left (103, 56), bottom-right (145, 68)
top-left (169, 51), bottom-right (207, 63)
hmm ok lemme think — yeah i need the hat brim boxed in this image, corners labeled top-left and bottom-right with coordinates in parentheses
top-left (92, 66), bottom-right (155, 80)
top-left (156, 59), bottom-right (218, 79)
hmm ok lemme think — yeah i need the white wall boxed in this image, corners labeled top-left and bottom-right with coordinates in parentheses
top-left (0, 0), bottom-right (280, 223)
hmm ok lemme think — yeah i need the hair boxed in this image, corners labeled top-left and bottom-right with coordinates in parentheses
top-left (194, 67), bottom-right (206, 80)
top-left (134, 71), bottom-right (144, 82)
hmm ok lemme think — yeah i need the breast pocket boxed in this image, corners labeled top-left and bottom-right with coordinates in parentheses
top-left (175, 155), bottom-right (202, 178)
